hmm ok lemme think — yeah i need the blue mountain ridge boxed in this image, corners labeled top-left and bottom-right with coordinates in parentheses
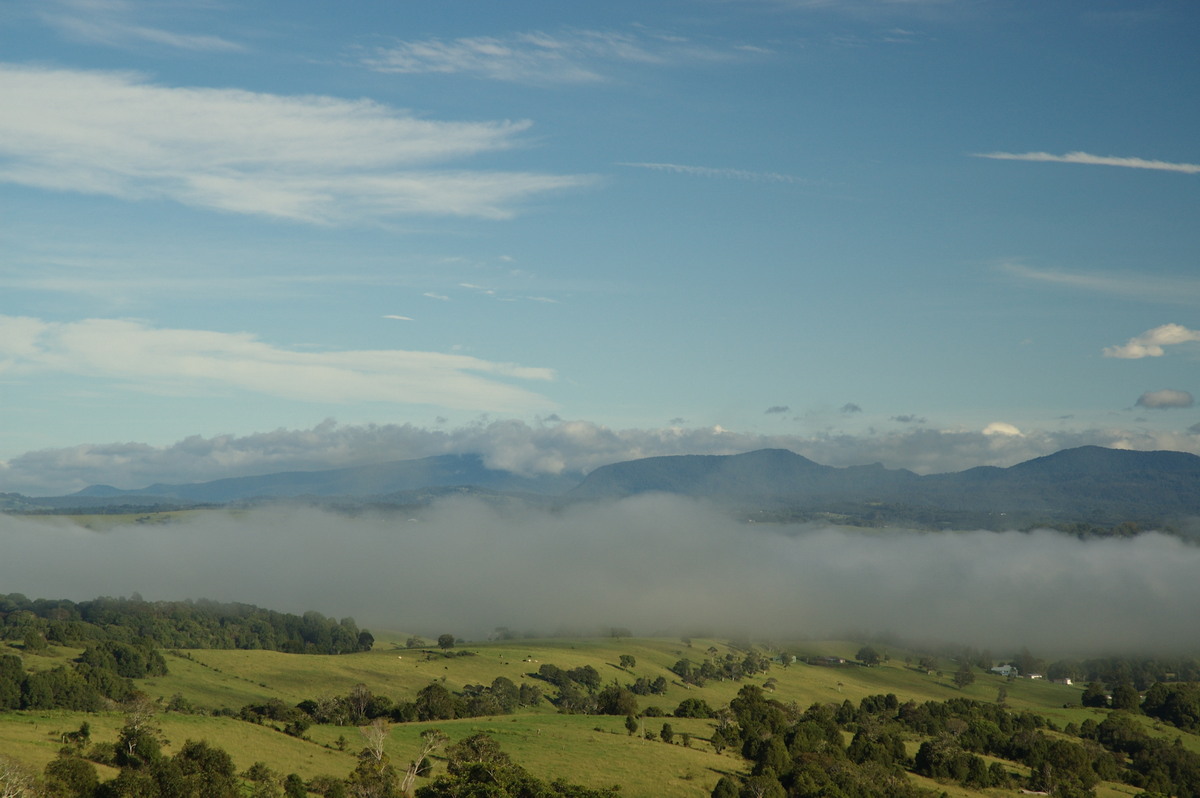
top-left (14, 445), bottom-right (1200, 527)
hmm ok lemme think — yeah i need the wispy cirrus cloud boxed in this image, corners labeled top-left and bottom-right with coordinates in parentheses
top-left (619, 162), bottom-right (804, 183)
top-left (361, 28), bottom-right (746, 85)
top-left (1001, 263), bottom-right (1200, 306)
top-left (974, 150), bottom-right (1200, 174)
top-left (0, 259), bottom-right (433, 306)
top-left (0, 64), bottom-right (592, 224)
top-left (1104, 324), bottom-right (1200, 359)
top-left (0, 315), bottom-right (555, 413)
top-left (35, 0), bottom-right (244, 52)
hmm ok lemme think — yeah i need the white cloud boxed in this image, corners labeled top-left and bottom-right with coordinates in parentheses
top-left (36, 0), bottom-right (244, 52)
top-left (1137, 389), bottom-right (1194, 410)
top-left (982, 421), bottom-right (1022, 437)
top-left (382, 315), bottom-right (414, 321)
top-left (1103, 324), bottom-right (1200, 359)
top-left (619, 162), bottom-right (803, 184)
top-left (1001, 263), bottom-right (1200, 306)
top-left (0, 315), bottom-right (555, 417)
top-left (361, 28), bottom-right (744, 85)
top-left (0, 64), bottom-right (593, 223)
top-left (974, 150), bottom-right (1200, 175)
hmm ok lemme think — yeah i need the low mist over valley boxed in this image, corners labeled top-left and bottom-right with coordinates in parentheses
top-left (4, 494), bottom-right (1198, 656)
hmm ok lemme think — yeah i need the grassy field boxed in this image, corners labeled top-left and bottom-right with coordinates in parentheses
top-left (3, 633), bottom-right (1198, 797)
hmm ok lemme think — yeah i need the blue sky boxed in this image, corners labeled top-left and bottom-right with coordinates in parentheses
top-left (2, 0), bottom-right (1199, 494)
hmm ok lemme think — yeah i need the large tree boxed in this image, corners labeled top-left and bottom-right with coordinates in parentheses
top-left (857, 646), bottom-right (881, 666)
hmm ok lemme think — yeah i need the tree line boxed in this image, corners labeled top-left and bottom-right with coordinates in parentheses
top-left (1, 594), bottom-right (374, 655)
top-left (710, 684), bottom-right (1200, 798)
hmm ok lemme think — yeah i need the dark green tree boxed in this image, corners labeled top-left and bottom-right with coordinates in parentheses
top-left (1015, 647), bottom-right (1042, 677)
top-left (489, 676), bottom-right (520, 713)
top-left (517, 682), bottom-right (542, 707)
top-left (710, 776), bottom-right (738, 798)
top-left (97, 767), bottom-right (158, 798)
top-left (243, 763), bottom-right (282, 798)
top-left (595, 683), bottom-right (638, 716)
top-left (414, 683), bottom-right (456, 721)
top-left (283, 775), bottom-right (306, 798)
top-left (436, 634), bottom-right (455, 650)
top-left (0, 655), bottom-right (22, 710)
top-left (674, 698), bottom-right (713, 718)
top-left (174, 740), bottom-right (240, 798)
top-left (22, 630), bottom-right (48, 653)
top-left (1111, 680), bottom-right (1141, 712)
top-left (567, 665), bottom-right (601, 690)
top-left (857, 646), bottom-right (881, 666)
top-left (44, 756), bottom-right (99, 798)
top-left (115, 694), bottom-right (163, 770)
top-left (1082, 682), bottom-right (1108, 708)
top-left (346, 750), bottom-right (399, 798)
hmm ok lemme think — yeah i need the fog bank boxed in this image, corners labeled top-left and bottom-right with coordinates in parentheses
top-left (3, 496), bottom-right (1197, 655)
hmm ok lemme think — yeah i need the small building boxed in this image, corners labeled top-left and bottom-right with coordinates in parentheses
top-left (810, 656), bottom-right (847, 667)
top-left (990, 664), bottom-right (1018, 678)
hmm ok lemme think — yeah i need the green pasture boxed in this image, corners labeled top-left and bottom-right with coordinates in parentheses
top-left (3, 635), bottom-right (1200, 797)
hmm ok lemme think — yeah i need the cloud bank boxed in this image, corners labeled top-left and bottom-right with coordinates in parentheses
top-left (0, 316), bottom-right (554, 419)
top-left (3, 500), bottom-right (1198, 655)
top-left (0, 64), bottom-right (591, 223)
top-left (5, 417), bottom-right (1200, 497)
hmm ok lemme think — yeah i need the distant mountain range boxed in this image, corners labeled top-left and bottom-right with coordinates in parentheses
top-left (5, 445), bottom-right (1200, 529)
top-left (10, 454), bottom-right (580, 510)
top-left (568, 446), bottom-right (1200, 528)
